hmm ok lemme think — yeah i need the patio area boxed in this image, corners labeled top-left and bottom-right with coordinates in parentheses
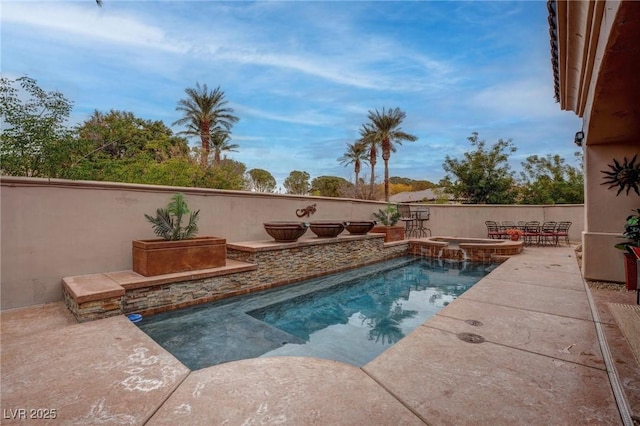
top-left (1, 246), bottom-right (638, 424)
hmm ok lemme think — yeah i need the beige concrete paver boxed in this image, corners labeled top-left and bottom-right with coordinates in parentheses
top-left (147, 357), bottom-right (424, 425)
top-left (460, 277), bottom-right (593, 321)
top-left (363, 326), bottom-right (620, 425)
top-left (486, 264), bottom-right (585, 291)
top-left (1, 314), bottom-right (189, 425)
top-left (429, 298), bottom-right (605, 369)
top-left (0, 301), bottom-right (77, 339)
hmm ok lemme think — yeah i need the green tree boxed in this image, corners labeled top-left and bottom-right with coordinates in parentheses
top-left (338, 141), bottom-right (369, 199)
top-left (198, 158), bottom-right (247, 190)
top-left (248, 168), bottom-right (277, 193)
top-left (311, 175), bottom-right (350, 197)
top-left (361, 107), bottom-right (418, 202)
top-left (283, 170), bottom-right (310, 195)
top-left (78, 110), bottom-right (189, 161)
top-left (517, 152), bottom-right (584, 204)
top-left (443, 132), bottom-right (517, 204)
top-left (73, 109), bottom-right (193, 184)
top-left (0, 76), bottom-right (76, 177)
top-left (210, 125), bottom-right (239, 165)
top-left (355, 125), bottom-right (380, 200)
top-left (173, 83), bottom-right (238, 166)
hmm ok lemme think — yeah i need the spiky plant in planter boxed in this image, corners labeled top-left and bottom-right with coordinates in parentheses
top-left (133, 193), bottom-right (225, 276)
top-left (614, 209), bottom-right (640, 290)
top-left (371, 204), bottom-right (404, 242)
top-left (373, 204), bottom-right (401, 226)
top-left (144, 193), bottom-right (199, 240)
top-left (615, 209), bottom-right (640, 252)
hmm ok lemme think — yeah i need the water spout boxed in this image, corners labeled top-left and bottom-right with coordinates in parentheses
top-left (460, 248), bottom-right (468, 262)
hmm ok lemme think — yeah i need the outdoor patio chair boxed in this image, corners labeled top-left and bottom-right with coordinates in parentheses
top-left (522, 221), bottom-right (541, 245)
top-left (539, 221), bottom-right (558, 246)
top-left (517, 221), bottom-right (527, 230)
top-left (553, 221), bottom-right (572, 246)
top-left (501, 221), bottom-right (517, 232)
top-left (485, 221), bottom-right (504, 239)
top-left (413, 206), bottom-right (431, 237)
top-left (398, 204), bottom-right (418, 239)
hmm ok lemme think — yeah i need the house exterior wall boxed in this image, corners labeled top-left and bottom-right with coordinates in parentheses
top-left (1, 176), bottom-right (584, 310)
top-left (554, 0), bottom-right (640, 283)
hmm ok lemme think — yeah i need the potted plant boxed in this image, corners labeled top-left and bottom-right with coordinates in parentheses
top-left (371, 204), bottom-right (405, 242)
top-left (614, 209), bottom-right (640, 290)
top-left (132, 193), bottom-right (226, 276)
top-left (505, 228), bottom-right (524, 241)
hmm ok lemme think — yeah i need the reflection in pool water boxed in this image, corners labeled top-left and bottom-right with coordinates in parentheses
top-left (138, 257), bottom-right (496, 370)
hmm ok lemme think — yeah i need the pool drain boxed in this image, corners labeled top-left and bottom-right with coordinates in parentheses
top-left (457, 332), bottom-right (485, 344)
top-left (464, 319), bottom-right (483, 327)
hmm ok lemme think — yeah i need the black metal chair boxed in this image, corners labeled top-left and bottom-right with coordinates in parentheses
top-left (539, 221), bottom-right (558, 246)
top-left (413, 206), bottom-right (431, 237)
top-left (553, 221), bottom-right (572, 246)
top-left (522, 221), bottom-right (541, 245)
top-left (485, 221), bottom-right (504, 239)
top-left (398, 204), bottom-right (418, 239)
top-left (501, 221), bottom-right (516, 230)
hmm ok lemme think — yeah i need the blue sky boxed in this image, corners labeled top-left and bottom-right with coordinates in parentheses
top-left (1, 0), bottom-right (582, 189)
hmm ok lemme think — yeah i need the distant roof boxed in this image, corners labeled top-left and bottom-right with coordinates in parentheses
top-left (390, 188), bottom-right (455, 203)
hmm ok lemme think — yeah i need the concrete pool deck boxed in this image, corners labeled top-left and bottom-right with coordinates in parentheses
top-left (1, 246), bottom-right (637, 424)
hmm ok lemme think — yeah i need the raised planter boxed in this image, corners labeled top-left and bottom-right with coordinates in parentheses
top-left (345, 220), bottom-right (376, 235)
top-left (263, 222), bottom-right (309, 243)
top-left (309, 221), bottom-right (345, 238)
top-left (624, 250), bottom-right (639, 291)
top-left (132, 237), bottom-right (226, 277)
top-left (371, 225), bottom-right (405, 243)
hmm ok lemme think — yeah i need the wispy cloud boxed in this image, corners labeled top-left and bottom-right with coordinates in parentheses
top-left (1, 1), bottom-right (582, 186)
top-left (2, 2), bottom-right (186, 53)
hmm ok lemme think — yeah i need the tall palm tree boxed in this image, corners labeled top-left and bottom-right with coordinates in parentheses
top-left (173, 83), bottom-right (238, 166)
top-left (358, 124), bottom-right (380, 200)
top-left (365, 107), bottom-right (418, 201)
top-left (210, 126), bottom-right (239, 165)
top-left (338, 141), bottom-right (369, 199)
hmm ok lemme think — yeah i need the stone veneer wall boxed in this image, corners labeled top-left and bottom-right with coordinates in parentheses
top-left (63, 288), bottom-right (123, 321)
top-left (123, 274), bottom-right (252, 316)
top-left (128, 237), bottom-right (408, 316)
top-left (226, 237), bottom-right (407, 287)
top-left (64, 236), bottom-right (409, 321)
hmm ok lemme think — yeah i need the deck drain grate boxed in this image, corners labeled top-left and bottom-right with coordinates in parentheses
top-left (464, 319), bottom-right (483, 327)
top-left (457, 332), bottom-right (485, 344)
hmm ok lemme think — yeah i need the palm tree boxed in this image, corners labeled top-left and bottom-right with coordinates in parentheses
top-left (338, 141), bottom-right (369, 198)
top-left (365, 107), bottom-right (418, 201)
top-left (358, 124), bottom-right (380, 200)
top-left (173, 83), bottom-right (238, 166)
top-left (210, 126), bottom-right (239, 165)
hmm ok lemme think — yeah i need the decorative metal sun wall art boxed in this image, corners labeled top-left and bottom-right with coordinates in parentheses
top-left (600, 154), bottom-right (640, 196)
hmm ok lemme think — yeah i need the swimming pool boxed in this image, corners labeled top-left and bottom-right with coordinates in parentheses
top-left (137, 256), bottom-right (496, 370)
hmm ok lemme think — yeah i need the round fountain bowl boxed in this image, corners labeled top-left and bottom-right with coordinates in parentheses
top-left (345, 220), bottom-right (376, 235)
top-left (309, 221), bottom-right (346, 238)
top-left (263, 222), bottom-right (309, 243)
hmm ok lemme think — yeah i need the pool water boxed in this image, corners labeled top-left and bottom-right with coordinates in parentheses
top-left (137, 256), bottom-right (496, 370)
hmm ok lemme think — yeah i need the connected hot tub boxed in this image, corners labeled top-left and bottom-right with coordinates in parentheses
top-left (409, 236), bottom-right (524, 262)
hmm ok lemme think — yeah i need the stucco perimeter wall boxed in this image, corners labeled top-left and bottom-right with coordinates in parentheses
top-left (582, 142), bottom-right (639, 283)
top-left (1, 177), bottom-right (584, 309)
